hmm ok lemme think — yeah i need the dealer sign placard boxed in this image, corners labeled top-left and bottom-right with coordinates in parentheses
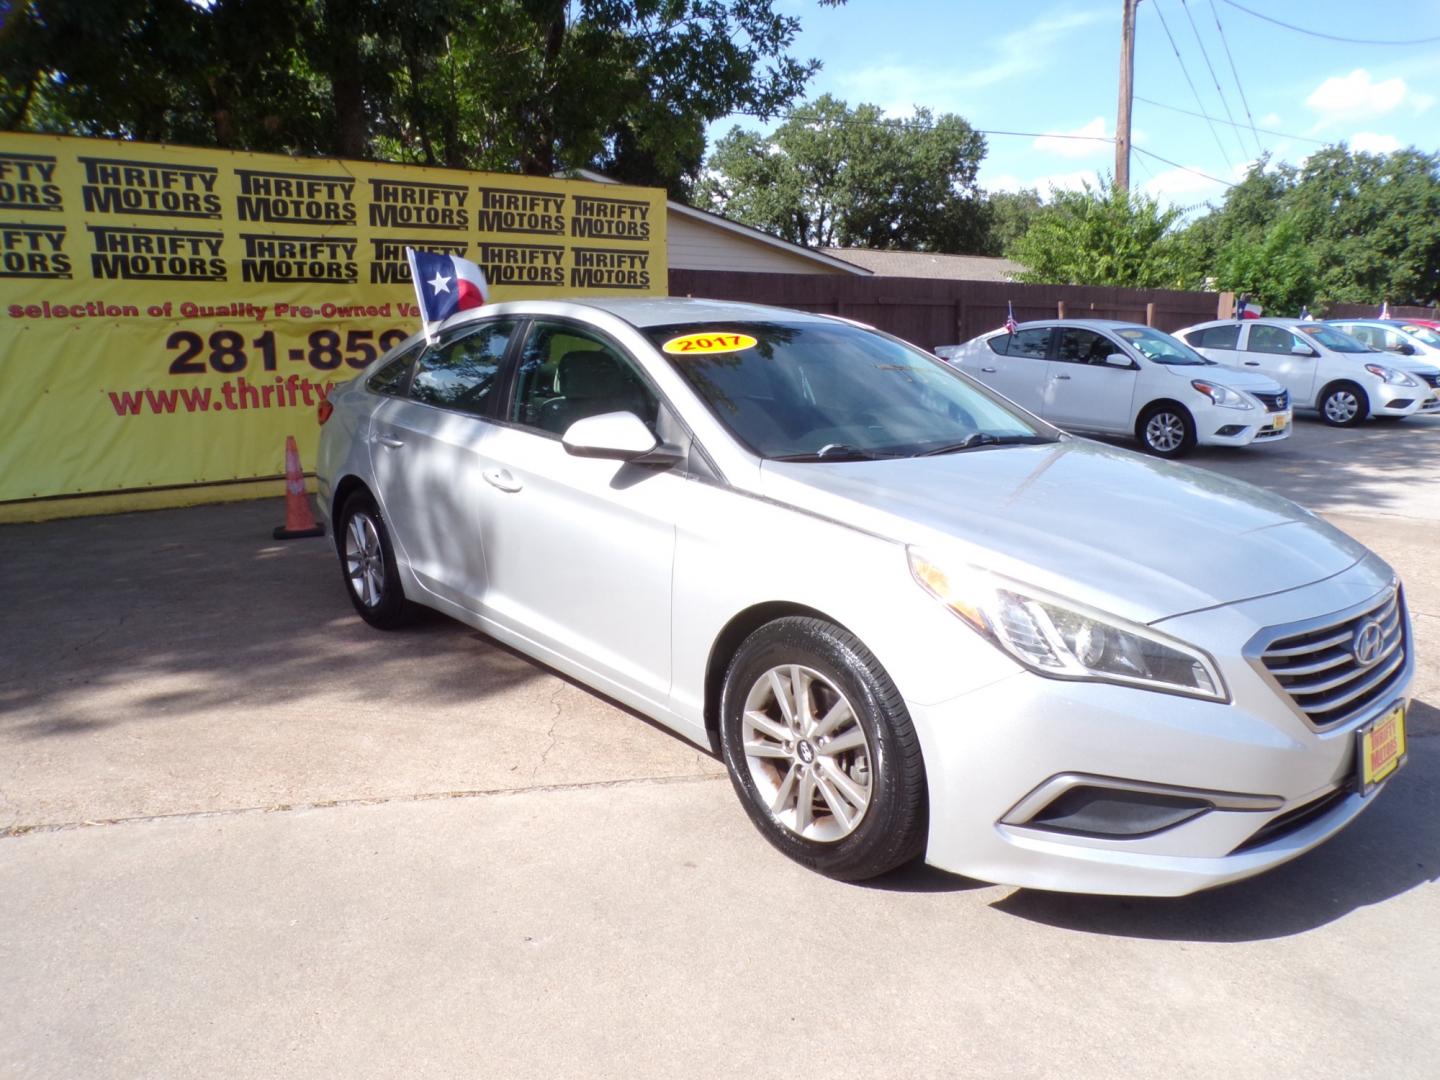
top-left (0, 133), bottom-right (667, 511)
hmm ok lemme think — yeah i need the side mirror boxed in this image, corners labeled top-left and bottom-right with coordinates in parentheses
top-left (1395, 342), bottom-right (1416, 355)
top-left (1104, 352), bottom-right (1134, 368)
top-left (1290, 343), bottom-right (1318, 357)
top-left (562, 411), bottom-right (682, 466)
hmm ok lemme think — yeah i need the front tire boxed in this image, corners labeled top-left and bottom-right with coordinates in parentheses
top-left (337, 491), bottom-right (415, 629)
top-left (1137, 403), bottom-right (1196, 458)
top-left (718, 616), bottom-right (927, 881)
top-left (1319, 382), bottom-right (1368, 427)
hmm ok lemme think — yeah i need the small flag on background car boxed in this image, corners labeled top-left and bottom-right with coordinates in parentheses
top-left (1380, 300), bottom-right (1391, 319)
top-left (1299, 305), bottom-right (1313, 321)
top-left (406, 247), bottom-right (489, 339)
top-left (1004, 301), bottom-right (1018, 334)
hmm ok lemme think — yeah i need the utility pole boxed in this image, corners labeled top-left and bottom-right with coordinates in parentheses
top-left (1116, 0), bottom-right (1138, 191)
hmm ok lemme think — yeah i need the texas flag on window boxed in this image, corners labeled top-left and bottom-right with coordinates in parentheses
top-left (406, 247), bottom-right (489, 327)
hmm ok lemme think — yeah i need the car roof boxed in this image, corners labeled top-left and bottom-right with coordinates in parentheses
top-left (531, 295), bottom-right (839, 329)
top-left (996, 319), bottom-right (1149, 334)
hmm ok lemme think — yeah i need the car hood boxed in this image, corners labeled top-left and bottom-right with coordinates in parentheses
top-left (759, 438), bottom-right (1369, 624)
top-left (1163, 363), bottom-right (1285, 395)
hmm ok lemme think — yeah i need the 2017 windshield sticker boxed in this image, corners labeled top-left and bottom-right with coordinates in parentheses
top-left (662, 332), bottom-right (757, 355)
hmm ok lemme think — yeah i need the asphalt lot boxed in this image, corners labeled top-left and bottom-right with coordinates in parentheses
top-left (3, 412), bottom-right (1439, 1079)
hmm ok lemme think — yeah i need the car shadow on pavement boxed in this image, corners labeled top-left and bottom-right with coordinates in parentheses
top-left (988, 698), bottom-right (1440, 942)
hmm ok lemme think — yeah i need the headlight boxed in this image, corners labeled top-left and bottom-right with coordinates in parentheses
top-left (908, 551), bottom-right (1228, 701)
top-left (1190, 379), bottom-right (1253, 409)
top-left (1365, 364), bottom-right (1420, 387)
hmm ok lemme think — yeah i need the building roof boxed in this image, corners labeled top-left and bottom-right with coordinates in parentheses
top-left (822, 248), bottom-right (1026, 282)
top-left (569, 169), bottom-right (869, 276)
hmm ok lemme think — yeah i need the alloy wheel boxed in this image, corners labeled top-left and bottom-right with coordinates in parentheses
top-left (344, 512), bottom-right (385, 608)
top-left (740, 664), bottom-right (874, 842)
top-left (1145, 411), bottom-right (1186, 453)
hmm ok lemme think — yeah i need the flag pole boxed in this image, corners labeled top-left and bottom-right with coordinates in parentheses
top-left (405, 246), bottom-right (436, 344)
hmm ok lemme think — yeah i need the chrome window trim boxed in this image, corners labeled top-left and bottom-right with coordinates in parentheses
top-left (1000, 773), bottom-right (1284, 828)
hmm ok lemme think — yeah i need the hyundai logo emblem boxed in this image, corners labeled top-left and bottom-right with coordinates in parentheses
top-left (1352, 619), bottom-right (1385, 668)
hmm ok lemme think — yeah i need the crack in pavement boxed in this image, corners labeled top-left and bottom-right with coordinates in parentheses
top-left (0, 773), bottom-right (729, 839)
top-left (530, 682), bottom-right (566, 782)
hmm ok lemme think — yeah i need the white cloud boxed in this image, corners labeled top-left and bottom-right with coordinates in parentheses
top-left (1305, 69), bottom-right (1435, 125)
top-left (834, 8), bottom-right (1110, 115)
top-left (1033, 117), bottom-right (1110, 159)
top-left (1350, 132), bottom-right (1401, 154)
top-left (1259, 112), bottom-right (1283, 128)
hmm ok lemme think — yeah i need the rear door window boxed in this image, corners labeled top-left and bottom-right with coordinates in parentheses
top-left (368, 343), bottom-right (423, 396)
top-left (409, 320), bottom-right (518, 416)
top-left (1007, 327), bottom-right (1053, 359)
top-left (1187, 324), bottom-right (1239, 349)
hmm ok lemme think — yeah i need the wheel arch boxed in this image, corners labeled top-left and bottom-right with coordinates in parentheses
top-left (1135, 397), bottom-right (1193, 434)
top-left (702, 601), bottom-right (855, 753)
top-left (329, 474), bottom-right (373, 552)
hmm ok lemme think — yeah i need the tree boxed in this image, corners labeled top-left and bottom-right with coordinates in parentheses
top-left (2, 0), bottom-right (835, 192)
top-left (698, 94), bottom-right (989, 251)
top-left (1009, 178), bottom-right (1185, 288)
top-left (980, 188), bottom-right (1043, 257)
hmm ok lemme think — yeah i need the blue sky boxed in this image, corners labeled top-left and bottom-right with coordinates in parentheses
top-left (711, 0), bottom-right (1440, 214)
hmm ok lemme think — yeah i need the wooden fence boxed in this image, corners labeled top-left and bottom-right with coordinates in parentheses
top-left (668, 270), bottom-right (1223, 350)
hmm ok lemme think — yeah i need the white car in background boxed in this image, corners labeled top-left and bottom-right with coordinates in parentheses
top-left (935, 319), bottom-right (1291, 458)
top-left (1176, 318), bottom-right (1438, 426)
top-left (1325, 320), bottom-right (1440, 414)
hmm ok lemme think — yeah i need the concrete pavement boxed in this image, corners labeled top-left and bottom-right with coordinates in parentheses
top-left (3, 412), bottom-right (1438, 1079)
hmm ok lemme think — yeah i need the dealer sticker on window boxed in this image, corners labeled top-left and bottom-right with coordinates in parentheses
top-left (661, 332), bottom-right (757, 355)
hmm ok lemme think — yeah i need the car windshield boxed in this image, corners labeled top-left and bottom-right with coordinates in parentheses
top-left (1298, 324), bottom-right (1375, 353)
top-left (1115, 326), bottom-right (1211, 366)
top-left (644, 320), bottom-right (1053, 459)
top-left (1401, 324), bottom-right (1440, 347)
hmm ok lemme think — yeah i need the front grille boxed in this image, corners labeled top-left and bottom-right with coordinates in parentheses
top-left (1252, 389), bottom-right (1289, 412)
top-left (1418, 372), bottom-right (1440, 389)
top-left (1230, 786), bottom-right (1351, 854)
top-left (1258, 589), bottom-right (1408, 729)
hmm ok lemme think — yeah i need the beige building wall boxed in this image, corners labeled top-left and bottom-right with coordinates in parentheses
top-left (666, 211), bottom-right (854, 275)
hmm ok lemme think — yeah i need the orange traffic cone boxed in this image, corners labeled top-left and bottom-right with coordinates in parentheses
top-left (272, 434), bottom-right (325, 539)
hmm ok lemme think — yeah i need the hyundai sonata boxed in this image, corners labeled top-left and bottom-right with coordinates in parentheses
top-left (315, 298), bottom-right (1411, 895)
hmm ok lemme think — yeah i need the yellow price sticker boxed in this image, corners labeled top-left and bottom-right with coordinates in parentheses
top-left (661, 332), bottom-right (757, 355)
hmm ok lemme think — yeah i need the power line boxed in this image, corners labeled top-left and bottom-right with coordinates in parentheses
top-left (1178, 0), bottom-right (1249, 162)
top-left (1207, 0), bottom-right (1264, 157)
top-left (727, 110), bottom-right (1115, 144)
top-left (1135, 95), bottom-right (1327, 145)
top-left (1149, 0), bottom-right (1234, 169)
top-left (1218, 0), bottom-right (1440, 45)
top-left (1132, 145), bottom-right (1236, 188)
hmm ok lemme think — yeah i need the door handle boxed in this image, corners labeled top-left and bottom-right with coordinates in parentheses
top-left (483, 467), bottom-right (523, 493)
top-left (1054, 374), bottom-right (1072, 380)
top-left (980, 366), bottom-right (997, 373)
top-left (1244, 361), bottom-right (1260, 366)
top-left (375, 434), bottom-right (405, 448)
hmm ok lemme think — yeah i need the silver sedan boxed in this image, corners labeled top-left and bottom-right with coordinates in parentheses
top-left (315, 297), bottom-right (1412, 895)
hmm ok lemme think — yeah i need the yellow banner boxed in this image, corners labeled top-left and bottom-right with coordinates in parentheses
top-left (0, 133), bottom-right (668, 508)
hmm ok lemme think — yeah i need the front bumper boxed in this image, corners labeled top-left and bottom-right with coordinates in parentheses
top-left (1370, 383), bottom-right (1426, 416)
top-left (908, 558), bottom-right (1410, 896)
top-left (1194, 407), bottom-right (1293, 447)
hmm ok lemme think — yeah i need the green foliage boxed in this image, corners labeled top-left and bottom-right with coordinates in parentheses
top-left (698, 94), bottom-right (988, 251)
top-left (1009, 178), bottom-right (1185, 288)
top-left (980, 188), bottom-right (1043, 258)
top-left (1177, 147), bottom-right (1440, 308)
top-left (2, 0), bottom-right (831, 190)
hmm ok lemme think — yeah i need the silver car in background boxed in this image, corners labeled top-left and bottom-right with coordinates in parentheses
top-left (316, 297), bottom-right (1413, 896)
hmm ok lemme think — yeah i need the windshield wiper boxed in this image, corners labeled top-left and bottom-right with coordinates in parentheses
top-left (773, 443), bottom-right (899, 462)
top-left (917, 433), bottom-right (1049, 456)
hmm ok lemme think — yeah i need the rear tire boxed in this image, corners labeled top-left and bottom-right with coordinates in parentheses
top-left (718, 616), bottom-right (928, 881)
top-left (337, 491), bottom-right (415, 629)
top-left (1137, 403), bottom-right (1196, 458)
top-left (1319, 382), bottom-right (1368, 427)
